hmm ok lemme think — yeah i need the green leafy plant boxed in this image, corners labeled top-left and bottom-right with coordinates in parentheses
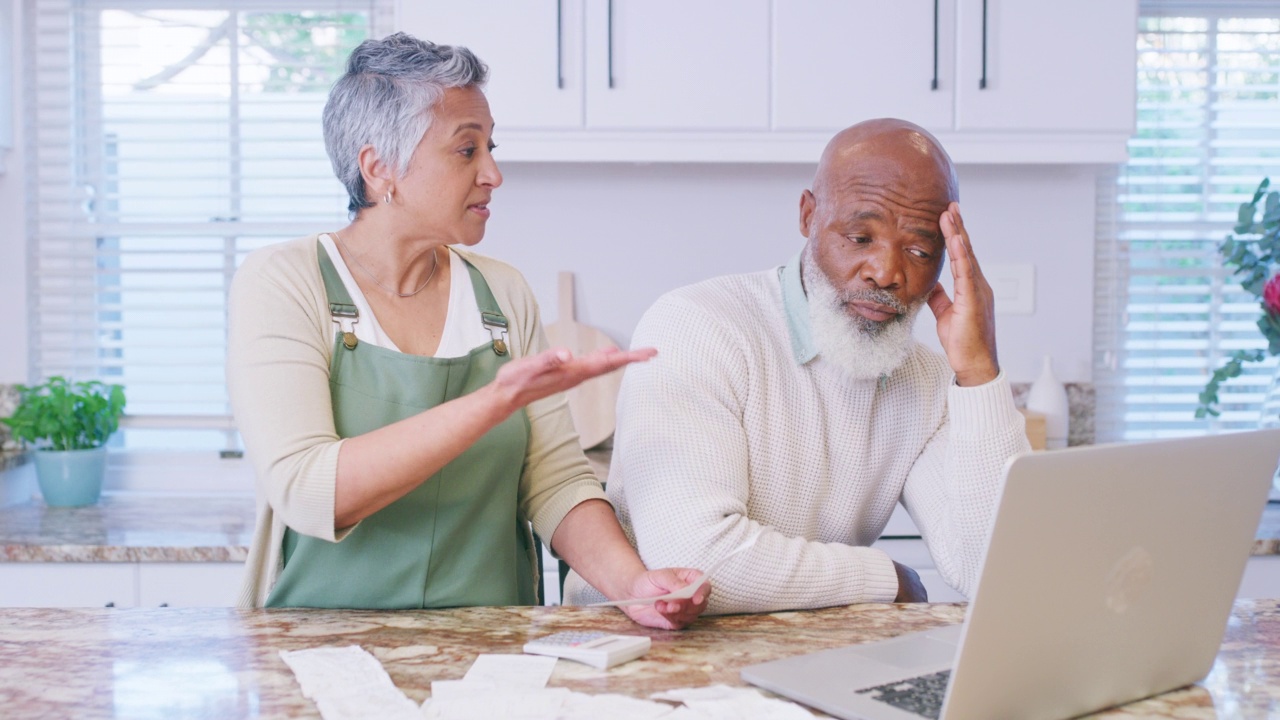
top-left (1197, 178), bottom-right (1280, 418)
top-left (2, 377), bottom-right (126, 451)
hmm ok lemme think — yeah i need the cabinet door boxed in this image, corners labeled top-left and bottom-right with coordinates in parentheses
top-left (397, 1), bottom-right (585, 129)
top-left (137, 563), bottom-right (245, 607)
top-left (0, 563), bottom-right (137, 607)
top-left (772, 0), bottom-right (955, 132)
top-left (954, 0), bottom-right (1137, 133)
top-left (584, 0), bottom-right (770, 130)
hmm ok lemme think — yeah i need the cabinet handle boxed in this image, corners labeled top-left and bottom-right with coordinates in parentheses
top-left (979, 0), bottom-right (989, 89)
top-left (607, 0), bottom-right (615, 89)
top-left (931, 0), bottom-right (939, 90)
top-left (556, 0), bottom-right (564, 89)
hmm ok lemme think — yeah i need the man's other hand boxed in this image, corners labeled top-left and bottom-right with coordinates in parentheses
top-left (893, 561), bottom-right (929, 603)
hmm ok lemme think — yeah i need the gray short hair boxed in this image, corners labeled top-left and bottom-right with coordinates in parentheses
top-left (323, 32), bottom-right (488, 215)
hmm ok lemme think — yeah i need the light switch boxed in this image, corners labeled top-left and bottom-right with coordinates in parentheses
top-left (985, 263), bottom-right (1035, 315)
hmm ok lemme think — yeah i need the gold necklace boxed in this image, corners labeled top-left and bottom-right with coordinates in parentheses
top-left (332, 231), bottom-right (439, 298)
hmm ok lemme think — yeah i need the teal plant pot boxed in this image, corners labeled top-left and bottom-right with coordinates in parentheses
top-left (34, 447), bottom-right (108, 507)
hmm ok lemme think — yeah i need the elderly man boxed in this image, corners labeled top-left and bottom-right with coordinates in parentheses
top-left (566, 118), bottom-right (1031, 614)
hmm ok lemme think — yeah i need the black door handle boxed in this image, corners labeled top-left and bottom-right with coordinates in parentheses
top-left (980, 0), bottom-right (989, 89)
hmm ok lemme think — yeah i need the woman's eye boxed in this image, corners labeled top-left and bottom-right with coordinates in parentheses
top-left (460, 146), bottom-right (476, 158)
top-left (487, 141), bottom-right (498, 152)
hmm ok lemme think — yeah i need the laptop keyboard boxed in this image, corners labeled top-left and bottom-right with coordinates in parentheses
top-left (855, 669), bottom-right (951, 719)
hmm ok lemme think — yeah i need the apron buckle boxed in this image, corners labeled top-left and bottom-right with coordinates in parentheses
top-left (482, 312), bottom-right (509, 356)
top-left (330, 302), bottom-right (360, 350)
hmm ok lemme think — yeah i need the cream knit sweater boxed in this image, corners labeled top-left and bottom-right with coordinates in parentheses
top-left (227, 236), bottom-right (607, 608)
top-left (564, 268), bottom-right (1030, 614)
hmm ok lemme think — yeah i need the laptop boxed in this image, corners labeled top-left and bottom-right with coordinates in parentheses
top-left (741, 429), bottom-right (1280, 720)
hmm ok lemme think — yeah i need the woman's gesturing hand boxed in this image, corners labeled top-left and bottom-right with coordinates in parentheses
top-left (487, 346), bottom-right (657, 416)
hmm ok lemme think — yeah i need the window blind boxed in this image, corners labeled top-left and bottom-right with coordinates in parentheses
top-left (1095, 1), bottom-right (1280, 442)
top-left (28, 0), bottom-right (390, 450)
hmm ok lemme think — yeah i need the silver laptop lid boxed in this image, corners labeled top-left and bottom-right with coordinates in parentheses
top-left (941, 429), bottom-right (1279, 720)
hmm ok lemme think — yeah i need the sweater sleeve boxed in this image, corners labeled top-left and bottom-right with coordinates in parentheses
top-left (900, 372), bottom-right (1031, 598)
top-left (226, 243), bottom-right (347, 543)
top-left (612, 295), bottom-right (900, 615)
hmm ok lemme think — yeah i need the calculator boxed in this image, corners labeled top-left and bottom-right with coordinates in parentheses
top-left (522, 630), bottom-right (651, 669)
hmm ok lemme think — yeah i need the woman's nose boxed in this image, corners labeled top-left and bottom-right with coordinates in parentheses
top-left (479, 154), bottom-right (503, 189)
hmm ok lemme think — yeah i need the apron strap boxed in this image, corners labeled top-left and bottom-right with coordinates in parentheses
top-left (317, 239), bottom-right (360, 350)
top-left (457, 253), bottom-right (511, 356)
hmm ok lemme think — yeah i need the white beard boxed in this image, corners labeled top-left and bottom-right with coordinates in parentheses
top-left (802, 245), bottom-right (925, 381)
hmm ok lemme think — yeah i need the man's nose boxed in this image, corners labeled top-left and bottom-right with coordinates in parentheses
top-left (860, 245), bottom-right (904, 290)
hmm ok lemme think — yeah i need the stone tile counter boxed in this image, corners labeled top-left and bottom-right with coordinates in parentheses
top-left (0, 494), bottom-right (254, 562)
top-left (1, 601), bottom-right (1278, 719)
top-left (2, 490), bottom-right (1280, 562)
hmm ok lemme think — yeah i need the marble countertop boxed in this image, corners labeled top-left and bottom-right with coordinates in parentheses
top-left (3, 490), bottom-right (1280, 563)
top-left (0, 494), bottom-right (252, 562)
top-left (1, 600), bottom-right (1276, 719)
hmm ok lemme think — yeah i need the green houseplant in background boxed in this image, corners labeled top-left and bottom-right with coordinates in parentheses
top-left (1196, 178), bottom-right (1280, 420)
top-left (2, 377), bottom-right (126, 506)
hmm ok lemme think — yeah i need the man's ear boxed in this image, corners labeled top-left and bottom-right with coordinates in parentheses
top-left (357, 144), bottom-right (394, 202)
top-left (799, 189), bottom-right (816, 238)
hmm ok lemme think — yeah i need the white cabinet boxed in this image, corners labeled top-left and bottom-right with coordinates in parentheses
top-left (772, 1), bottom-right (956, 132)
top-left (138, 563), bottom-right (244, 608)
top-left (0, 564), bottom-right (137, 607)
top-left (398, 1), bottom-right (583, 129)
top-left (398, 1), bottom-right (1136, 163)
top-left (583, 0), bottom-right (769, 130)
top-left (0, 562), bottom-right (243, 607)
top-left (773, 0), bottom-right (1136, 156)
top-left (953, 0), bottom-right (1137, 134)
top-left (399, 0), bottom-right (770, 132)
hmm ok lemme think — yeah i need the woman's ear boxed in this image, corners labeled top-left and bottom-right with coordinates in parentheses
top-left (357, 144), bottom-right (394, 205)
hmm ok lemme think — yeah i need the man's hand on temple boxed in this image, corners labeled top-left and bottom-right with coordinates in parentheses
top-left (926, 202), bottom-right (1000, 387)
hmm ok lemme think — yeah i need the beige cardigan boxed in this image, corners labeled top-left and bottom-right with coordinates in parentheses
top-left (227, 235), bottom-right (607, 607)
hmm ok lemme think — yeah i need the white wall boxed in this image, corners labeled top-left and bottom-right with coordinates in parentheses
top-left (480, 162), bottom-right (1099, 384)
top-left (0, 0), bottom-right (25, 384)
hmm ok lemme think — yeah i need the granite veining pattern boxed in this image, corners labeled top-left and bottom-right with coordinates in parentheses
top-left (1, 601), bottom-right (1278, 719)
top-left (0, 494), bottom-right (254, 562)
top-left (3, 492), bottom-right (1280, 562)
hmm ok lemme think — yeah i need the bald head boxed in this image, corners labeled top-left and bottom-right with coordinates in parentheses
top-left (812, 118), bottom-right (957, 204)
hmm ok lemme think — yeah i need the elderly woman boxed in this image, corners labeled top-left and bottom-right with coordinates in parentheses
top-left (227, 33), bottom-right (707, 629)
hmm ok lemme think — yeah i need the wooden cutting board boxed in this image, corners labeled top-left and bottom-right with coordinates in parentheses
top-left (543, 272), bottom-right (624, 450)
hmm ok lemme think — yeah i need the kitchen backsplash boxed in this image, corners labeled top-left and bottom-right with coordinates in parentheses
top-left (1010, 382), bottom-right (1095, 447)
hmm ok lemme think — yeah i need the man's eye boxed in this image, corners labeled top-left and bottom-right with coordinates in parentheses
top-left (911, 249), bottom-right (931, 259)
top-left (848, 235), bottom-right (871, 244)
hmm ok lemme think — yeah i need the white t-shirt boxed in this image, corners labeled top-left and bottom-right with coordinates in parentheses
top-left (319, 234), bottom-right (491, 357)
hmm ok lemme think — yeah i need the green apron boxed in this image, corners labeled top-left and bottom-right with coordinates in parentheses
top-left (266, 244), bottom-right (537, 609)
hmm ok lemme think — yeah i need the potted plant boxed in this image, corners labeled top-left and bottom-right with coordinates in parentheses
top-left (1196, 178), bottom-right (1280, 419)
top-left (1, 377), bottom-right (126, 507)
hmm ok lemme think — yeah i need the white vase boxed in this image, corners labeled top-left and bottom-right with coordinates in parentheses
top-left (1027, 356), bottom-right (1070, 449)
